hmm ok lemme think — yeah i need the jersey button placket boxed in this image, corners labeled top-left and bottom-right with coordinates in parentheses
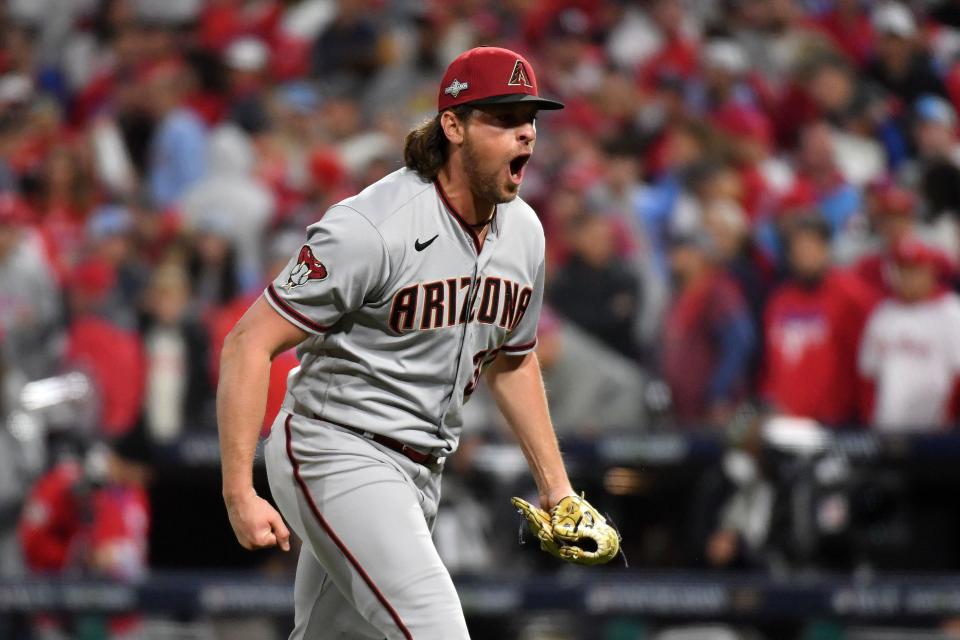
top-left (440, 257), bottom-right (479, 437)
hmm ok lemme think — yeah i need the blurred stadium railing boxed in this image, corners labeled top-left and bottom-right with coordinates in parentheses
top-left (3, 571), bottom-right (960, 621)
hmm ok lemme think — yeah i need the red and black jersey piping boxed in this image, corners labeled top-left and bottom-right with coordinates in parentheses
top-left (434, 179), bottom-right (482, 253)
top-left (267, 284), bottom-right (332, 333)
top-left (284, 416), bottom-right (413, 639)
top-left (501, 338), bottom-right (537, 353)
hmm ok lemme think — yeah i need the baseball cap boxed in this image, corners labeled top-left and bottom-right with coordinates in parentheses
top-left (712, 106), bottom-right (773, 147)
top-left (0, 74), bottom-right (32, 105)
top-left (874, 185), bottom-right (916, 217)
top-left (437, 47), bottom-right (564, 113)
top-left (72, 259), bottom-right (117, 299)
top-left (277, 81), bottom-right (321, 114)
top-left (702, 40), bottom-right (749, 75)
top-left (225, 37), bottom-right (269, 72)
top-left (872, 2), bottom-right (917, 39)
top-left (0, 192), bottom-right (29, 226)
top-left (892, 236), bottom-right (942, 268)
top-left (86, 204), bottom-right (133, 240)
top-left (915, 94), bottom-right (956, 127)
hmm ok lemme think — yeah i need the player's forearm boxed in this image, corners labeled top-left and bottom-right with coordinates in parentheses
top-left (486, 352), bottom-right (574, 506)
top-left (217, 330), bottom-right (273, 500)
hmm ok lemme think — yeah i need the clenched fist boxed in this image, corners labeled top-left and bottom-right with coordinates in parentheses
top-left (224, 489), bottom-right (291, 552)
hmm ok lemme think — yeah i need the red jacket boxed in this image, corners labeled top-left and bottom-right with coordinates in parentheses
top-left (762, 270), bottom-right (877, 424)
top-left (208, 294), bottom-right (298, 436)
top-left (663, 271), bottom-right (753, 425)
top-left (19, 461), bottom-right (150, 578)
top-left (65, 316), bottom-right (145, 436)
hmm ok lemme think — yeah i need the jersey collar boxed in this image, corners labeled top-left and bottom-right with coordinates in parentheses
top-left (434, 179), bottom-right (498, 253)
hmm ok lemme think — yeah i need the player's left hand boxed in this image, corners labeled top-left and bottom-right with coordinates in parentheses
top-left (511, 493), bottom-right (620, 565)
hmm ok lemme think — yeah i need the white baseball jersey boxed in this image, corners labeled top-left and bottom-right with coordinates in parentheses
top-left (265, 167), bottom-right (545, 456)
top-left (858, 292), bottom-right (960, 431)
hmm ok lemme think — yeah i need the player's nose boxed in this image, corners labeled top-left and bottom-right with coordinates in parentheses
top-left (517, 121), bottom-right (536, 146)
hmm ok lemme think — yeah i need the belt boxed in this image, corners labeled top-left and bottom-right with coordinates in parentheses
top-left (311, 413), bottom-right (440, 467)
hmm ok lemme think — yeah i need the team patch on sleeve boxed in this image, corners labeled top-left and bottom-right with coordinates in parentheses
top-left (283, 245), bottom-right (329, 290)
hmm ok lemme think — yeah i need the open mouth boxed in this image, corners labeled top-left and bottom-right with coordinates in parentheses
top-left (509, 153), bottom-right (531, 182)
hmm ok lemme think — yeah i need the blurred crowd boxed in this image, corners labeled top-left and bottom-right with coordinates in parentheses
top-left (5, 0), bottom-right (960, 447)
top-left (5, 0), bottom-right (960, 621)
top-left (10, 0), bottom-right (960, 446)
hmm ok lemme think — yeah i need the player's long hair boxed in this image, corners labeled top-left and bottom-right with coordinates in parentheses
top-left (404, 106), bottom-right (473, 180)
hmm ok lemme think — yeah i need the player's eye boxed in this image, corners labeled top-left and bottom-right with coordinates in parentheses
top-left (497, 113), bottom-right (536, 127)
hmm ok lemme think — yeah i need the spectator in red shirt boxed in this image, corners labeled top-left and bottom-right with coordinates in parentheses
top-left (853, 184), bottom-right (928, 297)
top-left (662, 230), bottom-right (755, 427)
top-left (636, 0), bottom-right (699, 91)
top-left (762, 216), bottom-right (877, 425)
top-left (31, 145), bottom-right (98, 285)
top-left (64, 259), bottom-right (145, 437)
top-left (207, 232), bottom-right (301, 436)
top-left (814, 0), bottom-right (877, 66)
top-left (19, 429), bottom-right (151, 637)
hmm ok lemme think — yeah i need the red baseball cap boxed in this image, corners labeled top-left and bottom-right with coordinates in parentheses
top-left (437, 47), bottom-right (564, 113)
top-left (874, 185), bottom-right (916, 218)
top-left (0, 193), bottom-right (29, 226)
top-left (892, 236), bottom-right (944, 269)
top-left (72, 259), bottom-right (117, 299)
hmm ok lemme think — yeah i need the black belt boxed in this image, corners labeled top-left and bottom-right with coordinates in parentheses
top-left (311, 413), bottom-right (440, 467)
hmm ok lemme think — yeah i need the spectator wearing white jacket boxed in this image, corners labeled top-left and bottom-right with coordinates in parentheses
top-left (180, 124), bottom-right (274, 292)
top-left (859, 237), bottom-right (960, 430)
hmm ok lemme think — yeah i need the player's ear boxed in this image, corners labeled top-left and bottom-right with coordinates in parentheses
top-left (440, 109), bottom-right (466, 146)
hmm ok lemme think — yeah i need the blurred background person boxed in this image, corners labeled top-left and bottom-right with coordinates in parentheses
top-left (859, 237), bottom-right (960, 431)
top-left (63, 258), bottom-right (145, 439)
top-left (850, 184), bottom-right (923, 295)
top-left (143, 58), bottom-right (208, 212)
top-left (911, 94), bottom-right (960, 220)
top-left (549, 212), bottom-right (642, 360)
top-left (688, 405), bottom-right (781, 571)
top-left (84, 203), bottom-right (150, 324)
top-left (18, 429), bottom-right (151, 640)
top-left (181, 123), bottom-right (274, 294)
top-left (0, 193), bottom-right (60, 379)
top-left (138, 262), bottom-right (211, 444)
top-left (762, 216), bottom-right (876, 426)
top-left (661, 230), bottom-right (754, 427)
top-left (866, 3), bottom-right (945, 116)
top-left (909, 94), bottom-right (960, 261)
top-left (535, 306), bottom-right (646, 437)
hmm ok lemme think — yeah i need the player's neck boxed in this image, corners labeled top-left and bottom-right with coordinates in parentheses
top-left (436, 166), bottom-right (496, 227)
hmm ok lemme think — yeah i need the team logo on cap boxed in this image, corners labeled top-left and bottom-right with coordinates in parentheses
top-left (444, 79), bottom-right (469, 98)
top-left (507, 60), bottom-right (533, 88)
top-left (283, 245), bottom-right (328, 289)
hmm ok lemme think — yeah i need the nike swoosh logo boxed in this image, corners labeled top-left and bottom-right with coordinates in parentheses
top-left (415, 234), bottom-right (439, 252)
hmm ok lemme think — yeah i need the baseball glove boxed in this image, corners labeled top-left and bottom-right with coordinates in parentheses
top-left (511, 494), bottom-right (620, 565)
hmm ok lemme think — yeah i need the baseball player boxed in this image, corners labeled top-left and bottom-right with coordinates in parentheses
top-left (217, 47), bottom-right (618, 640)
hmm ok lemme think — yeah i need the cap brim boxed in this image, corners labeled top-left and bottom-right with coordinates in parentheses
top-left (463, 93), bottom-right (565, 110)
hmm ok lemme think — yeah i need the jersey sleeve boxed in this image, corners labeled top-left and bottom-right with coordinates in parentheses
top-left (265, 206), bottom-right (389, 334)
top-left (501, 257), bottom-right (545, 356)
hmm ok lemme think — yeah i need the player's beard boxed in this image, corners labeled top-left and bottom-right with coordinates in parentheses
top-left (461, 133), bottom-right (519, 206)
